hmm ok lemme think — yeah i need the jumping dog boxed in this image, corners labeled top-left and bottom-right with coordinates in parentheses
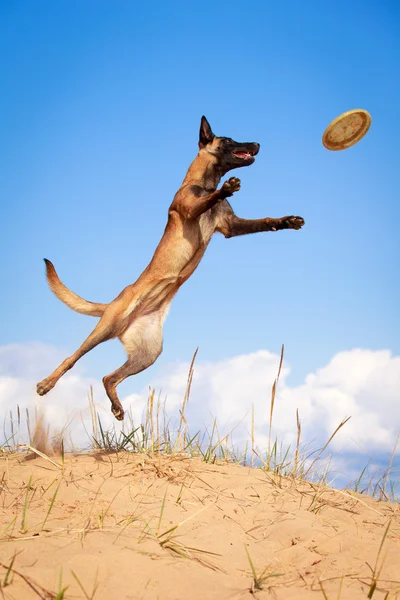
top-left (37, 116), bottom-right (305, 420)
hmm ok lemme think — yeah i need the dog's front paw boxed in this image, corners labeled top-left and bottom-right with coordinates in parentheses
top-left (282, 216), bottom-right (305, 230)
top-left (221, 177), bottom-right (241, 197)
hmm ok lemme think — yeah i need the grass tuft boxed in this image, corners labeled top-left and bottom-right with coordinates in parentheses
top-left (244, 544), bottom-right (283, 592)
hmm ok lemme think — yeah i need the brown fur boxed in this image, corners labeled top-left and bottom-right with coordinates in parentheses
top-left (37, 117), bottom-right (304, 420)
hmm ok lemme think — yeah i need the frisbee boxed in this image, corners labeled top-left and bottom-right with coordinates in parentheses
top-left (322, 109), bottom-right (372, 151)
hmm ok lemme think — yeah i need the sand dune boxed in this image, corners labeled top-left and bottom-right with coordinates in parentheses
top-left (0, 453), bottom-right (399, 599)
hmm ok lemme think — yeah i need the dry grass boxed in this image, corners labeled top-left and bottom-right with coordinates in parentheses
top-left (1, 346), bottom-right (399, 499)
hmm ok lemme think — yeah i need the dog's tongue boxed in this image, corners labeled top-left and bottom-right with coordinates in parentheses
top-left (235, 151), bottom-right (250, 158)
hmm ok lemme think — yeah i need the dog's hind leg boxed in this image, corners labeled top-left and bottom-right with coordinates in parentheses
top-left (103, 354), bottom-right (158, 421)
top-left (37, 320), bottom-right (115, 396)
top-left (103, 313), bottom-right (164, 421)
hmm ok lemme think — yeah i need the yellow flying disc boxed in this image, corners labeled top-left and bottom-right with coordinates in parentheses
top-left (322, 109), bottom-right (372, 151)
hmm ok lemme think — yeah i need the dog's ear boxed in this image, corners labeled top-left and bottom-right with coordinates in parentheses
top-left (199, 116), bottom-right (214, 148)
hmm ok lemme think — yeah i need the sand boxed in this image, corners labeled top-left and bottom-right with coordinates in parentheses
top-left (0, 453), bottom-right (399, 599)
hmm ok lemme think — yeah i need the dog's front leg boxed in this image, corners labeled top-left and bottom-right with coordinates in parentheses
top-left (173, 177), bottom-right (241, 220)
top-left (224, 215), bottom-right (305, 238)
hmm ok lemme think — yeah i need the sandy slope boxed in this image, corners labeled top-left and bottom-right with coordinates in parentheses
top-left (0, 453), bottom-right (399, 599)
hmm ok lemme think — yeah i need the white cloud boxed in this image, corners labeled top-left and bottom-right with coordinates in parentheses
top-left (153, 348), bottom-right (400, 458)
top-left (0, 343), bottom-right (399, 463)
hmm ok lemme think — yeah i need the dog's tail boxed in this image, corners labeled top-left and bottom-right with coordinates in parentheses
top-left (43, 259), bottom-right (107, 317)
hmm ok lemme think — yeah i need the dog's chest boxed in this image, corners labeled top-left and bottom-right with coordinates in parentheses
top-left (198, 210), bottom-right (216, 244)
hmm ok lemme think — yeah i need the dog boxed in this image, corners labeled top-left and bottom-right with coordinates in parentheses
top-left (37, 116), bottom-right (304, 420)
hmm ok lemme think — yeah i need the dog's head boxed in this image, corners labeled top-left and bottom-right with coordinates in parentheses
top-left (198, 116), bottom-right (260, 171)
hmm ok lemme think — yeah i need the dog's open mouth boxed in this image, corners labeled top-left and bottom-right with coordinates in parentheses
top-left (233, 150), bottom-right (256, 160)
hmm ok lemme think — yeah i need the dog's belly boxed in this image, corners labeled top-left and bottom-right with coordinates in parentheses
top-left (119, 311), bottom-right (165, 355)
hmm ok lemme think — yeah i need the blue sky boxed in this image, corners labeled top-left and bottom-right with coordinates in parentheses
top-left (1, 0), bottom-right (399, 400)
